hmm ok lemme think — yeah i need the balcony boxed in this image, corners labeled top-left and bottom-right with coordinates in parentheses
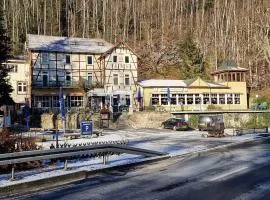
top-left (32, 81), bottom-right (103, 90)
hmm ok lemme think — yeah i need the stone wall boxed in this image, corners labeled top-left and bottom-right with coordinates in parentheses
top-left (127, 111), bottom-right (171, 129)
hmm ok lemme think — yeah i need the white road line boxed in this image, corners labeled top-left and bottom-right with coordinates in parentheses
top-left (209, 166), bottom-right (249, 181)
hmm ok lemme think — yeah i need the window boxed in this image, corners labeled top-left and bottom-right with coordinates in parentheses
top-left (125, 56), bottom-right (129, 63)
top-left (219, 94), bottom-right (225, 104)
top-left (113, 74), bottom-right (118, 85)
top-left (125, 95), bottom-right (130, 106)
top-left (171, 94), bottom-right (177, 105)
top-left (125, 74), bottom-right (130, 85)
top-left (52, 96), bottom-right (60, 107)
top-left (151, 94), bottom-right (159, 105)
top-left (113, 55), bottom-right (117, 63)
top-left (70, 96), bottom-right (83, 107)
top-left (234, 93), bottom-right (240, 104)
top-left (87, 56), bottom-right (93, 65)
top-left (66, 72), bottom-right (71, 85)
top-left (195, 94), bottom-right (201, 104)
top-left (41, 53), bottom-right (49, 63)
top-left (161, 94), bottom-right (168, 105)
top-left (17, 82), bottom-right (27, 94)
top-left (42, 72), bottom-right (48, 87)
top-left (34, 96), bottom-right (50, 108)
top-left (8, 64), bottom-right (18, 73)
top-left (87, 73), bottom-right (93, 85)
top-left (178, 94), bottom-right (185, 105)
top-left (203, 94), bottom-right (210, 104)
top-left (187, 94), bottom-right (193, 104)
top-left (66, 55), bottom-right (71, 64)
top-left (211, 94), bottom-right (217, 104)
top-left (227, 93), bottom-right (233, 104)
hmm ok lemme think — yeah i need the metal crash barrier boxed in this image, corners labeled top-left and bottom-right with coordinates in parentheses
top-left (0, 144), bottom-right (167, 181)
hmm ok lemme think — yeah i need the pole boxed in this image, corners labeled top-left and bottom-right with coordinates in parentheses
top-left (10, 165), bottom-right (15, 181)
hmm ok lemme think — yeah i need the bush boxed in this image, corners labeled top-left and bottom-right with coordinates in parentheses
top-left (188, 115), bottom-right (199, 128)
top-left (207, 104), bottom-right (223, 110)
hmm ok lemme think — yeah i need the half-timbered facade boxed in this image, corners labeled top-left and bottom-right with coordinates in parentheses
top-left (26, 34), bottom-right (138, 112)
top-left (88, 42), bottom-right (138, 112)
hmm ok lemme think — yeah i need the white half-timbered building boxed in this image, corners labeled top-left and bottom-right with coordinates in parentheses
top-left (26, 34), bottom-right (138, 112)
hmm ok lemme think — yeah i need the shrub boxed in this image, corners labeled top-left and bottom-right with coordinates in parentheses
top-left (188, 115), bottom-right (199, 128)
top-left (207, 104), bottom-right (223, 110)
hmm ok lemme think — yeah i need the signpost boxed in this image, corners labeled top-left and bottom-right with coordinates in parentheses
top-left (81, 121), bottom-right (93, 136)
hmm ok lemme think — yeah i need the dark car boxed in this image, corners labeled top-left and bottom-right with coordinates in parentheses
top-left (162, 118), bottom-right (189, 131)
top-left (198, 115), bottom-right (225, 131)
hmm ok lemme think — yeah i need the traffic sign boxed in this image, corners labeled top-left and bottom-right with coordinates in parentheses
top-left (81, 121), bottom-right (93, 136)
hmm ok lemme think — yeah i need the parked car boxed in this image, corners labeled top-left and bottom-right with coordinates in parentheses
top-left (161, 118), bottom-right (189, 131)
top-left (198, 115), bottom-right (225, 131)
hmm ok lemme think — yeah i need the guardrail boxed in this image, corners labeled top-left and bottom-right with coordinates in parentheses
top-left (0, 144), bottom-right (167, 181)
top-left (235, 127), bottom-right (269, 135)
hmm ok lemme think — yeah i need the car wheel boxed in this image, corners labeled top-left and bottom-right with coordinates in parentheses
top-left (173, 126), bottom-right (177, 131)
top-left (162, 124), bottom-right (165, 129)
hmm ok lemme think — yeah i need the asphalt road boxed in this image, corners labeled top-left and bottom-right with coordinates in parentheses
top-left (6, 140), bottom-right (270, 200)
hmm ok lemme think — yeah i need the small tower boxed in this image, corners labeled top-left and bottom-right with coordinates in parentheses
top-left (211, 60), bottom-right (248, 82)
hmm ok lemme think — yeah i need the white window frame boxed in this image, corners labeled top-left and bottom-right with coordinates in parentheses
top-left (124, 74), bottom-right (130, 85)
top-left (87, 72), bottom-right (93, 85)
top-left (17, 82), bottom-right (27, 94)
top-left (113, 74), bottom-right (119, 85)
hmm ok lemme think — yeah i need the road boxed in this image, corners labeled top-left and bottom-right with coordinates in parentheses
top-left (6, 140), bottom-right (270, 200)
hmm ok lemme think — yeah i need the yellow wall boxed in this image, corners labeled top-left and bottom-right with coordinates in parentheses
top-left (141, 81), bottom-right (247, 111)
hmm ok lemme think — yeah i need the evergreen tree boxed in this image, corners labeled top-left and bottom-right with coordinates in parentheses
top-left (0, 7), bottom-right (13, 106)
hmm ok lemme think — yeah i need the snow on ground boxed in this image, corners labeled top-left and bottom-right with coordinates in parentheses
top-left (0, 128), bottom-right (268, 187)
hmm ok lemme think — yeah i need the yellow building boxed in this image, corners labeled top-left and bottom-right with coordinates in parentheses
top-left (138, 63), bottom-right (248, 111)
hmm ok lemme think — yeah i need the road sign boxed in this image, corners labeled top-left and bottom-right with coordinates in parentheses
top-left (81, 121), bottom-right (93, 136)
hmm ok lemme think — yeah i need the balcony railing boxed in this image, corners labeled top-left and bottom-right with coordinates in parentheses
top-left (32, 81), bottom-right (102, 89)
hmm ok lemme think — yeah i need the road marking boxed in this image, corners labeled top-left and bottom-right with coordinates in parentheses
top-left (209, 166), bottom-right (249, 181)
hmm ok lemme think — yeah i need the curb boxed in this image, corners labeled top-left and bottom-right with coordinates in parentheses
top-left (1, 135), bottom-right (270, 198)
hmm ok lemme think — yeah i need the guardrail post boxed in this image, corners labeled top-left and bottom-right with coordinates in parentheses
top-left (10, 165), bottom-right (15, 181)
top-left (103, 155), bottom-right (106, 165)
top-left (64, 159), bottom-right (68, 170)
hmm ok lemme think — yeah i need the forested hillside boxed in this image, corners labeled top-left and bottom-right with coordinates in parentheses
top-left (1, 0), bottom-right (270, 90)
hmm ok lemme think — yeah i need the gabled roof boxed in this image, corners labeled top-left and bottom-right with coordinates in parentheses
top-left (99, 40), bottom-right (140, 59)
top-left (26, 34), bottom-right (114, 54)
top-left (139, 77), bottom-right (228, 88)
top-left (186, 77), bottom-right (228, 88)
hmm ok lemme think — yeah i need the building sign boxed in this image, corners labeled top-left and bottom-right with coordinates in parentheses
top-left (80, 121), bottom-right (93, 136)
